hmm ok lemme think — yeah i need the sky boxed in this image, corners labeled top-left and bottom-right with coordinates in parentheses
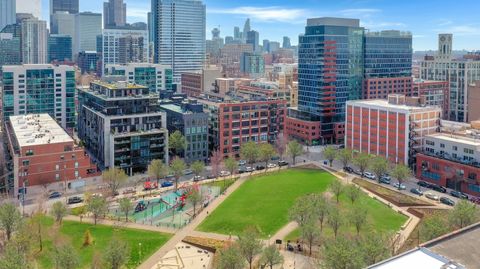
top-left (40, 0), bottom-right (480, 51)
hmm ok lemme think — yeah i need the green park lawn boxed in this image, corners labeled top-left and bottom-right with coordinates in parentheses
top-left (197, 168), bottom-right (407, 238)
top-left (35, 217), bottom-right (172, 269)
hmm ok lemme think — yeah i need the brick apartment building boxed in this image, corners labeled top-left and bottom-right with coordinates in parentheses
top-left (5, 114), bottom-right (99, 195)
top-left (413, 79), bottom-right (450, 119)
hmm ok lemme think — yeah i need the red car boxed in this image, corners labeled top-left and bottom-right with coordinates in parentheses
top-left (469, 197), bottom-right (480, 205)
top-left (144, 181), bottom-right (158, 190)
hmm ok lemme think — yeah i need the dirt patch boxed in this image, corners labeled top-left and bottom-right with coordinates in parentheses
top-left (353, 178), bottom-right (433, 207)
top-left (296, 164), bottom-right (322, 170)
top-left (182, 236), bottom-right (227, 253)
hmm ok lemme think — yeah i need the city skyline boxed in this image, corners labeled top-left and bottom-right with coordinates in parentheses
top-left (37, 0), bottom-right (480, 51)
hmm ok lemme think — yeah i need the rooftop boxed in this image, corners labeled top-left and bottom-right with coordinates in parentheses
top-left (10, 114), bottom-right (73, 148)
top-left (368, 248), bottom-right (464, 269)
top-left (92, 80), bottom-right (147, 90)
top-left (160, 104), bottom-right (191, 114)
top-left (425, 133), bottom-right (480, 147)
top-left (306, 17), bottom-right (360, 27)
top-left (347, 98), bottom-right (441, 112)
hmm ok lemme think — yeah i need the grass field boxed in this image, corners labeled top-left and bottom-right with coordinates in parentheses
top-left (197, 168), bottom-right (336, 237)
top-left (35, 217), bottom-right (172, 269)
top-left (197, 168), bottom-right (407, 238)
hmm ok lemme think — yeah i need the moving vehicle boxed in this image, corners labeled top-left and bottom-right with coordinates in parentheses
top-left (450, 190), bottom-right (468, 199)
top-left (393, 182), bottom-right (406, 190)
top-left (410, 188), bottom-right (423, 196)
top-left (67, 196), bottom-right (83, 204)
top-left (278, 160), bottom-right (288, 167)
top-left (48, 192), bottom-right (62, 199)
top-left (425, 192), bottom-right (440, 201)
top-left (363, 172), bottom-right (376, 180)
top-left (161, 181), bottom-right (173, 188)
top-left (440, 197), bottom-right (455, 206)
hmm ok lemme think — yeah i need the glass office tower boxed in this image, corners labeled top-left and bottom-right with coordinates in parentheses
top-left (48, 34), bottom-right (73, 62)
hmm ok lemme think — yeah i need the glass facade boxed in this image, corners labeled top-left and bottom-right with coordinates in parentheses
top-left (48, 34), bottom-right (73, 62)
top-left (298, 20), bottom-right (364, 140)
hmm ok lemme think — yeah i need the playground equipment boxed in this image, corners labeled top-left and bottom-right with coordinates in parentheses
top-left (135, 201), bottom-right (146, 213)
top-left (144, 181), bottom-right (158, 190)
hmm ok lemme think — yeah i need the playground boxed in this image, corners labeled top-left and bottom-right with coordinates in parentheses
top-left (110, 182), bottom-right (221, 228)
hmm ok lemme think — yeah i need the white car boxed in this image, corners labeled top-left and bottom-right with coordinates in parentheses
top-left (219, 170), bottom-right (231, 177)
top-left (393, 182), bottom-right (406, 190)
top-left (245, 166), bottom-right (254, 172)
top-left (363, 172), bottom-right (376, 180)
top-left (238, 160), bottom-right (247, 166)
top-left (425, 192), bottom-right (440, 201)
top-left (267, 163), bottom-right (277, 169)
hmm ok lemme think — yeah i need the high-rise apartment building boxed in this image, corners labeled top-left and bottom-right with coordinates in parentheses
top-left (2, 64), bottom-right (76, 129)
top-left (74, 12), bottom-right (102, 54)
top-left (420, 34), bottom-right (480, 122)
top-left (282, 36), bottom-right (291, 49)
top-left (50, 0), bottom-right (79, 30)
top-left (0, 0), bottom-right (15, 32)
top-left (240, 52), bottom-right (264, 78)
top-left (246, 30), bottom-right (259, 53)
top-left (102, 28), bottom-right (149, 67)
top-left (77, 81), bottom-right (169, 174)
top-left (21, 18), bottom-right (48, 64)
top-left (104, 63), bottom-right (173, 93)
top-left (0, 33), bottom-right (21, 68)
top-left (151, 0), bottom-right (206, 83)
top-left (103, 0), bottom-right (127, 28)
top-left (16, 0), bottom-right (41, 19)
top-left (48, 34), bottom-right (73, 62)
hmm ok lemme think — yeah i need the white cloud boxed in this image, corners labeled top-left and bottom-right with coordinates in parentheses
top-left (362, 21), bottom-right (407, 29)
top-left (436, 24), bottom-right (480, 36)
top-left (338, 8), bottom-right (381, 18)
top-left (208, 6), bottom-right (309, 23)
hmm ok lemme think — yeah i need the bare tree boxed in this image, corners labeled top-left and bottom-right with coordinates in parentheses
top-left (327, 208), bottom-right (343, 239)
top-left (102, 167), bottom-right (128, 196)
top-left (329, 180), bottom-right (344, 203)
top-left (210, 149), bottom-right (224, 178)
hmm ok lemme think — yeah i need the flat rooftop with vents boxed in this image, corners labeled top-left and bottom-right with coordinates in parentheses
top-left (9, 114), bottom-right (73, 147)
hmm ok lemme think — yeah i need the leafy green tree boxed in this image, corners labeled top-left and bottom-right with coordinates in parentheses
top-left (312, 193), bottom-right (331, 232)
top-left (259, 244), bottom-right (284, 269)
top-left (344, 184), bottom-right (361, 204)
top-left (0, 202), bottom-right (22, 241)
top-left (323, 146), bottom-right (337, 167)
top-left (170, 157), bottom-right (186, 191)
top-left (103, 238), bottom-right (130, 269)
top-left (169, 130), bottom-right (186, 157)
top-left (329, 180), bottom-right (344, 203)
top-left (118, 197), bottom-right (133, 222)
top-left (147, 159), bottom-right (168, 184)
top-left (421, 213), bottom-right (451, 242)
top-left (391, 164), bottom-right (412, 190)
top-left (289, 196), bottom-right (315, 226)
top-left (190, 160), bottom-right (205, 178)
top-left (52, 243), bottom-right (80, 269)
top-left (322, 237), bottom-right (365, 269)
top-left (353, 153), bottom-right (371, 178)
top-left (258, 143), bottom-right (276, 171)
top-left (371, 156), bottom-right (389, 183)
top-left (349, 205), bottom-right (368, 236)
top-left (224, 156), bottom-right (238, 180)
top-left (0, 240), bottom-right (32, 269)
top-left (300, 220), bottom-right (321, 256)
top-left (336, 148), bottom-right (353, 169)
top-left (241, 141), bottom-right (259, 166)
top-left (237, 227), bottom-right (263, 269)
top-left (449, 200), bottom-right (479, 228)
top-left (86, 196), bottom-right (108, 225)
top-left (217, 245), bottom-right (245, 269)
top-left (187, 187), bottom-right (203, 217)
top-left (359, 232), bottom-right (391, 265)
top-left (102, 167), bottom-right (128, 196)
top-left (287, 140), bottom-right (304, 165)
top-left (327, 207), bottom-right (343, 239)
top-left (51, 201), bottom-right (68, 224)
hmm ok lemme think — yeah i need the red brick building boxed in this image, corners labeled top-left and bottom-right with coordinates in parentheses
top-left (199, 99), bottom-right (287, 158)
top-left (181, 72), bottom-right (202, 97)
top-left (285, 116), bottom-right (322, 144)
top-left (6, 114), bottom-right (99, 195)
top-left (413, 79), bottom-right (450, 119)
top-left (363, 76), bottom-right (412, 99)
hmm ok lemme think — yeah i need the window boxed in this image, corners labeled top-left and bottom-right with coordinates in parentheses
top-left (25, 149), bottom-right (34, 156)
top-left (468, 173), bottom-right (477, 180)
top-left (22, 160), bottom-right (30, 166)
top-left (464, 148), bottom-right (474, 154)
top-left (452, 146), bottom-right (458, 151)
top-left (440, 143), bottom-right (445, 148)
top-left (74, 170), bottom-right (79, 178)
top-left (75, 162), bottom-right (79, 168)
top-left (56, 165), bottom-right (59, 171)
top-left (55, 174), bottom-right (60, 181)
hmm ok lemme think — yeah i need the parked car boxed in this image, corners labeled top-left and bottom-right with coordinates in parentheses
top-left (193, 175), bottom-right (204, 182)
top-left (379, 176), bottom-right (391, 184)
top-left (450, 190), bottom-right (468, 199)
top-left (219, 170), bottom-right (231, 177)
top-left (183, 169), bottom-right (193, 175)
top-left (271, 156), bottom-right (280, 161)
top-left (206, 174), bottom-right (215, 179)
top-left (393, 182), bottom-right (406, 190)
top-left (363, 172), bottom-right (376, 180)
top-left (67, 196), bottom-right (83, 204)
top-left (469, 197), bottom-right (480, 205)
top-left (267, 163), bottom-right (277, 169)
top-left (48, 192), bottom-right (62, 199)
top-left (440, 197), bottom-right (455, 206)
top-left (278, 160), bottom-right (289, 167)
top-left (122, 188), bottom-right (136, 195)
top-left (161, 181), bottom-right (173, 188)
top-left (245, 166), bottom-right (254, 172)
top-left (343, 166), bottom-right (354, 173)
top-left (417, 181), bottom-right (433, 189)
top-left (255, 165), bottom-right (265, 171)
top-left (431, 185), bottom-right (447, 193)
top-left (425, 192), bottom-right (440, 201)
top-left (238, 160), bottom-right (247, 166)
top-left (238, 167), bottom-right (246, 174)
top-left (410, 188), bottom-right (423, 196)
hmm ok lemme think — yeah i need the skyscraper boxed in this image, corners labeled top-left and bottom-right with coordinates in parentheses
top-left (103, 0), bottom-right (127, 28)
top-left (152, 0), bottom-right (206, 83)
top-left (16, 0), bottom-right (41, 19)
top-left (246, 30), bottom-right (259, 53)
top-left (0, 0), bottom-right (15, 32)
top-left (74, 12), bottom-right (102, 53)
top-left (242, 18), bottom-right (250, 42)
top-left (102, 28), bottom-right (149, 66)
top-left (48, 34), bottom-right (73, 62)
top-left (234, 26), bottom-right (240, 40)
top-left (50, 0), bottom-right (79, 31)
top-left (282, 36), bottom-right (291, 48)
top-left (21, 18), bottom-right (48, 64)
